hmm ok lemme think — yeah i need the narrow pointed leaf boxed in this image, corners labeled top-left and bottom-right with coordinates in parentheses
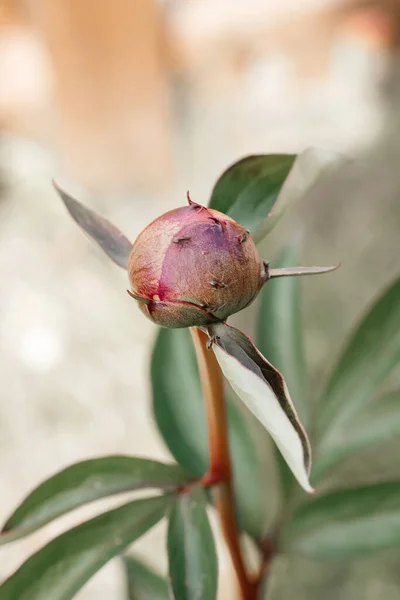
top-left (268, 264), bottom-right (339, 278)
top-left (167, 488), bottom-right (217, 600)
top-left (313, 390), bottom-right (400, 482)
top-left (123, 555), bottom-right (169, 600)
top-left (0, 456), bottom-right (188, 546)
top-left (257, 243), bottom-right (308, 498)
top-left (209, 323), bottom-right (313, 493)
top-left (282, 482), bottom-right (400, 558)
top-left (151, 327), bottom-right (269, 540)
top-left (54, 182), bottom-right (132, 268)
top-left (317, 275), bottom-right (400, 448)
top-left (0, 495), bottom-right (172, 600)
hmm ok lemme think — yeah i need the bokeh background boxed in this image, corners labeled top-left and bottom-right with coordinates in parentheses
top-left (1, 0), bottom-right (400, 598)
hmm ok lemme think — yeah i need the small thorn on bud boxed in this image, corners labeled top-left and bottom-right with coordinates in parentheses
top-left (187, 191), bottom-right (205, 211)
top-left (210, 280), bottom-right (228, 289)
top-left (239, 232), bottom-right (248, 243)
top-left (173, 236), bottom-right (191, 244)
top-left (206, 335), bottom-right (220, 350)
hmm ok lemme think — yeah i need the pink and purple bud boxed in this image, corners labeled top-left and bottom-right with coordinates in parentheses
top-left (128, 200), bottom-right (266, 328)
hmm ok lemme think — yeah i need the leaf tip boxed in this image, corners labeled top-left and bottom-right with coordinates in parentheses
top-left (303, 481), bottom-right (315, 494)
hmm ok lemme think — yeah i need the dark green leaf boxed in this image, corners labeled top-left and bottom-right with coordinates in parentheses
top-left (0, 495), bottom-right (172, 600)
top-left (123, 555), bottom-right (169, 600)
top-left (317, 276), bottom-right (400, 450)
top-left (282, 482), bottom-right (400, 558)
top-left (167, 488), bottom-right (217, 600)
top-left (257, 243), bottom-right (308, 499)
top-left (313, 390), bottom-right (400, 482)
top-left (208, 149), bottom-right (340, 242)
top-left (1, 456), bottom-right (187, 546)
top-left (208, 322), bottom-right (312, 493)
top-left (54, 182), bottom-right (132, 269)
top-left (208, 154), bottom-right (296, 237)
top-left (151, 327), bottom-right (269, 540)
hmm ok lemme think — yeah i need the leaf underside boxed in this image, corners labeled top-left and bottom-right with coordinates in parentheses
top-left (54, 182), bottom-right (132, 269)
top-left (257, 243), bottom-right (308, 499)
top-left (208, 323), bottom-right (312, 493)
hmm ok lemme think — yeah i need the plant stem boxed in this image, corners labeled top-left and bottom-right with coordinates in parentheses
top-left (190, 327), bottom-right (256, 600)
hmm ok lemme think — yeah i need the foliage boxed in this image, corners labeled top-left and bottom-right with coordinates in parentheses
top-left (1, 152), bottom-right (399, 599)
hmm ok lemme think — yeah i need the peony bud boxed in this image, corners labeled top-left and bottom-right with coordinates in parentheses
top-left (127, 200), bottom-right (266, 328)
top-left (54, 183), bottom-right (338, 330)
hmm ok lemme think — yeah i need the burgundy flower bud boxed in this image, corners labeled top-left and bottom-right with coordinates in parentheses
top-left (127, 202), bottom-right (266, 328)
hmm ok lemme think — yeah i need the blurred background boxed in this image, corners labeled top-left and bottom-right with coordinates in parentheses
top-left (0, 0), bottom-right (400, 598)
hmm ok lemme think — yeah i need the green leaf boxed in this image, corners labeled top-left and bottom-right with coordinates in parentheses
top-left (313, 390), bottom-right (400, 482)
top-left (257, 243), bottom-right (308, 499)
top-left (123, 555), bottom-right (169, 600)
top-left (282, 482), bottom-right (400, 558)
top-left (167, 488), bottom-right (217, 600)
top-left (257, 243), bottom-right (308, 424)
top-left (208, 323), bottom-right (312, 493)
top-left (317, 276), bottom-right (400, 449)
top-left (0, 456), bottom-right (188, 546)
top-left (208, 149), bottom-right (341, 242)
top-left (0, 495), bottom-right (172, 600)
top-left (54, 182), bottom-right (132, 269)
top-left (208, 154), bottom-right (295, 236)
top-left (151, 327), bottom-right (268, 540)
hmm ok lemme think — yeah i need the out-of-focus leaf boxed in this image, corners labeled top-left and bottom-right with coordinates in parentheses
top-left (317, 276), bottom-right (400, 450)
top-left (54, 182), bottom-right (132, 269)
top-left (208, 323), bottom-right (313, 493)
top-left (258, 243), bottom-right (308, 425)
top-left (256, 149), bottom-right (342, 242)
top-left (257, 243), bottom-right (308, 499)
top-left (0, 457), bottom-right (188, 546)
top-left (313, 390), bottom-right (400, 482)
top-left (0, 495), bottom-right (172, 600)
top-left (282, 482), bottom-right (400, 558)
top-left (123, 555), bottom-right (169, 600)
top-left (151, 327), bottom-right (269, 540)
top-left (208, 149), bottom-right (341, 242)
top-left (208, 154), bottom-right (295, 236)
top-left (167, 488), bottom-right (217, 600)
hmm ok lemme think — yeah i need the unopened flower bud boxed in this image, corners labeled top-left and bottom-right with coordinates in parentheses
top-left (54, 183), bottom-right (338, 330)
top-left (128, 202), bottom-right (265, 328)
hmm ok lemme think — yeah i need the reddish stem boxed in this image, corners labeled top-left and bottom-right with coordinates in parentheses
top-left (190, 327), bottom-right (257, 600)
